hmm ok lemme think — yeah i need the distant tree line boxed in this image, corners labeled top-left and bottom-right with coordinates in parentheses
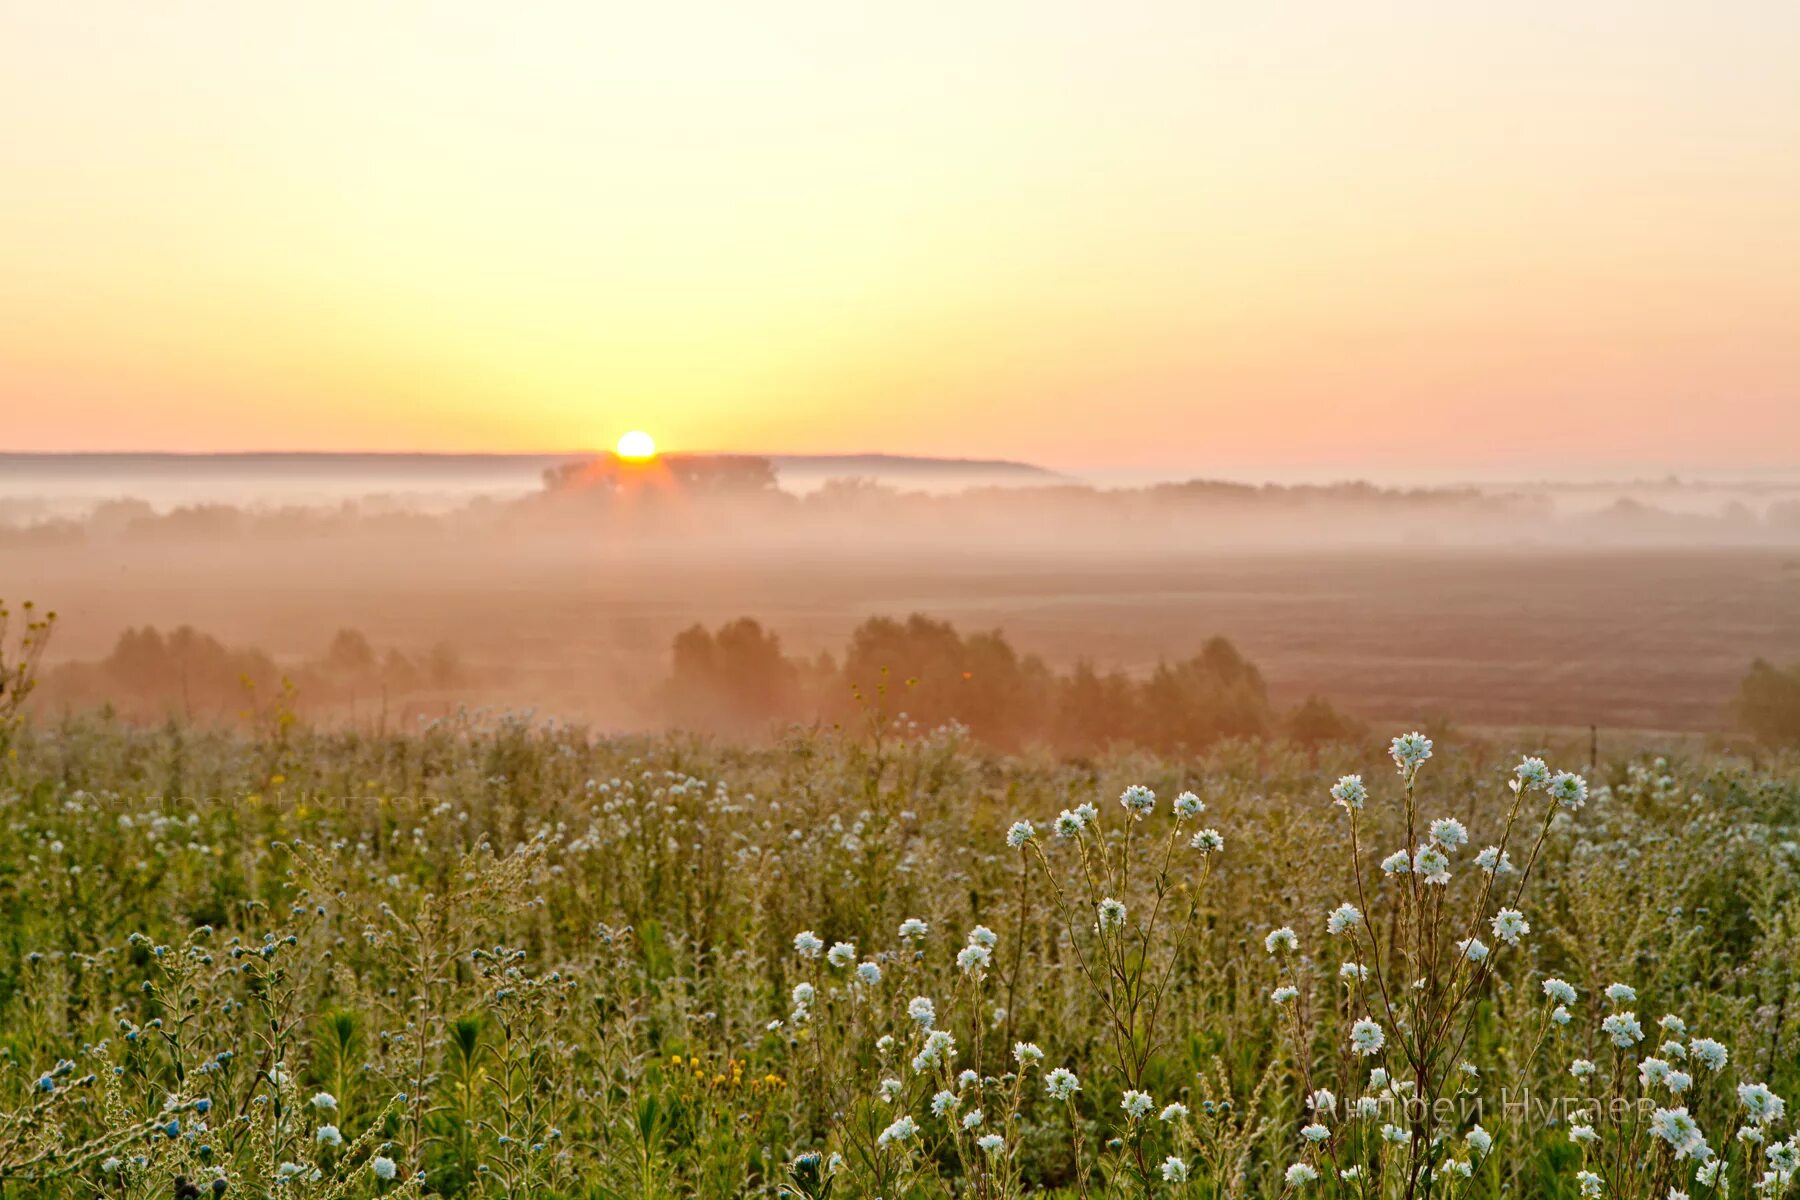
top-left (663, 613), bottom-right (1362, 753)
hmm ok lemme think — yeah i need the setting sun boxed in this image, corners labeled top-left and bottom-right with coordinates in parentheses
top-left (616, 431), bottom-right (657, 461)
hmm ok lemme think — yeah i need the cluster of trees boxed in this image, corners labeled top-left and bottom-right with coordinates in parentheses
top-left (40, 626), bottom-right (466, 720)
top-left (663, 613), bottom-right (1360, 753)
top-left (1738, 659), bottom-right (1800, 746)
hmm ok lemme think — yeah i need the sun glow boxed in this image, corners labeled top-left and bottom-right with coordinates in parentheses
top-left (616, 431), bottom-right (657, 461)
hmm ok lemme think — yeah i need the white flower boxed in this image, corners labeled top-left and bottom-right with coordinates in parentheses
top-left (1570, 1124), bottom-right (1599, 1145)
top-left (1330, 775), bottom-right (1367, 811)
top-left (1309, 1088), bottom-right (1337, 1114)
top-left (1075, 802), bottom-right (1099, 824)
top-left (1265, 927), bottom-right (1299, 954)
top-left (1659, 1014), bottom-right (1688, 1036)
top-left (1474, 845), bottom-right (1514, 874)
top-left (1603, 1012), bottom-right (1644, 1048)
top-left (1160, 1102), bottom-right (1190, 1122)
top-left (1552, 1005), bottom-right (1572, 1026)
top-left (793, 931), bottom-right (824, 959)
top-left (1549, 771), bottom-right (1588, 810)
top-left (1121, 1090), bottom-right (1154, 1120)
top-left (1174, 790), bottom-right (1204, 818)
top-left (1570, 1059), bottom-right (1597, 1078)
top-left (931, 1090), bottom-right (959, 1117)
top-left (1189, 828), bottom-right (1224, 853)
top-left (1286, 1162), bottom-right (1320, 1186)
top-left (908, 996), bottom-right (937, 1028)
top-left (1006, 820), bottom-right (1035, 847)
top-left (1576, 1169), bottom-right (1602, 1197)
top-left (1515, 757), bottom-right (1550, 790)
top-left (1467, 1125), bottom-right (1492, 1157)
top-left (878, 1077), bottom-right (902, 1102)
top-left (1542, 978), bottom-right (1578, 1005)
top-left (962, 1108), bottom-right (983, 1130)
top-left (371, 1157), bottom-right (397, 1181)
top-left (310, 1092), bottom-right (339, 1111)
top-left (977, 1133), bottom-right (1005, 1154)
top-left (1691, 1039), bottom-right (1729, 1070)
top-left (1429, 818), bottom-right (1468, 850)
top-left (1301, 1123), bottom-right (1330, 1143)
top-left (878, 1115), bottom-right (917, 1146)
top-left (316, 1124), bottom-right (343, 1146)
top-left (1054, 810), bottom-right (1084, 838)
top-left (1380, 849), bottom-right (1411, 875)
top-left (827, 941), bottom-right (856, 968)
top-left (967, 925), bottom-right (998, 949)
top-left (1739, 1082), bottom-right (1786, 1125)
top-left (791, 982), bottom-right (815, 1009)
top-left (1456, 937), bottom-right (1489, 963)
top-left (1097, 898), bottom-right (1127, 932)
top-left (1350, 1017), bottom-right (1385, 1056)
top-left (1327, 904), bottom-right (1363, 936)
top-left (1414, 845), bottom-right (1451, 885)
top-left (1382, 1123), bottom-right (1409, 1144)
top-left (1161, 1156), bottom-right (1189, 1182)
top-left (957, 945), bottom-right (991, 975)
top-left (912, 1030), bottom-right (957, 1071)
top-left (1013, 1041), bottom-right (1044, 1066)
top-left (1668, 1070), bottom-right (1693, 1095)
top-left (1271, 985), bottom-right (1299, 1006)
top-left (1640, 1058), bottom-right (1672, 1087)
top-left (1390, 731), bottom-right (1433, 773)
top-left (1490, 908), bottom-right (1529, 946)
top-left (1604, 982), bottom-right (1637, 1006)
top-left (1649, 1106), bottom-right (1708, 1160)
top-left (1119, 785), bottom-right (1156, 818)
top-left (1340, 961), bottom-right (1368, 981)
top-left (1044, 1068), bottom-right (1080, 1101)
top-left (857, 961), bottom-right (882, 985)
top-left (898, 918), bottom-right (929, 942)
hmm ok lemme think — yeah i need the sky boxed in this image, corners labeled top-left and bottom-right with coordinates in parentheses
top-left (3, 1), bottom-right (1798, 474)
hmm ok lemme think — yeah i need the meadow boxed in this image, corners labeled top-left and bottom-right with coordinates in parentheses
top-left (1, 709), bottom-right (1796, 1198)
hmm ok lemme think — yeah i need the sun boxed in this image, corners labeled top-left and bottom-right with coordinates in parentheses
top-left (615, 430), bottom-right (657, 461)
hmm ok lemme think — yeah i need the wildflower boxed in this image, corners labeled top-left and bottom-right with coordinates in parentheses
top-left (1162, 1156), bottom-right (1190, 1183)
top-left (1429, 817), bottom-right (1468, 850)
top-left (1013, 1041), bottom-right (1044, 1066)
top-left (912, 1030), bottom-right (957, 1071)
top-left (1354, 1096), bottom-right (1381, 1118)
top-left (1570, 1124), bottom-right (1599, 1145)
top-left (1768, 1140), bottom-right (1798, 1174)
top-left (1350, 1017), bottom-right (1385, 1056)
top-left (1327, 903), bottom-right (1362, 936)
top-left (1571, 1059), bottom-right (1597, 1078)
top-left (1457, 937), bottom-right (1489, 963)
top-left (1467, 1125), bottom-right (1492, 1157)
top-left (1491, 908), bottom-right (1529, 946)
top-left (316, 1125), bottom-right (343, 1147)
top-left (1515, 757), bottom-right (1550, 790)
top-left (878, 1116), bottom-right (917, 1146)
top-left (1691, 1038), bottom-right (1729, 1070)
top-left (1309, 1088), bottom-right (1337, 1114)
top-left (1543, 978), bottom-right (1578, 1005)
top-left (1602, 1012), bottom-right (1644, 1048)
top-left (1286, 1162), bottom-right (1320, 1187)
top-left (1640, 1058), bottom-right (1672, 1087)
top-left (967, 925), bottom-right (997, 949)
top-left (1265, 926), bottom-right (1299, 954)
top-left (1271, 985), bottom-right (1299, 1005)
top-left (371, 1157), bottom-right (397, 1181)
top-left (1005, 820), bottom-right (1035, 847)
top-left (1659, 1014), bottom-right (1688, 1036)
top-left (1604, 982), bottom-right (1637, 1006)
top-left (931, 1090), bottom-right (959, 1117)
top-left (1044, 1068), bottom-right (1080, 1101)
top-left (1121, 1091), bottom-right (1154, 1120)
top-left (827, 942), bottom-right (856, 968)
top-left (791, 982), bottom-right (815, 1010)
top-left (957, 1069), bottom-right (979, 1089)
top-left (1668, 1070), bottom-right (1693, 1095)
top-left (1576, 1169), bottom-right (1602, 1197)
top-left (957, 945), bottom-right (991, 975)
top-left (1174, 790), bottom-right (1203, 818)
top-left (1390, 731), bottom-right (1433, 774)
top-left (1649, 1107), bottom-right (1708, 1159)
top-left (1054, 810), bottom-right (1084, 838)
top-left (977, 1133), bottom-right (1005, 1154)
top-left (908, 997), bottom-right (936, 1029)
top-left (1739, 1082), bottom-right (1786, 1125)
top-left (1330, 775), bottom-right (1367, 811)
top-left (857, 961), bottom-right (882, 985)
top-left (1552, 1005), bottom-right (1573, 1026)
top-left (1075, 801), bottom-right (1099, 824)
top-left (1415, 844), bottom-right (1451, 884)
top-left (1382, 1123), bottom-right (1410, 1143)
top-left (1548, 771), bottom-right (1589, 810)
top-left (1340, 961), bottom-right (1368, 981)
top-left (1160, 1102), bottom-right (1190, 1122)
top-left (793, 931), bottom-right (823, 959)
top-left (1119, 785), bottom-right (1156, 818)
top-left (1380, 849), bottom-right (1411, 875)
top-left (1189, 828), bottom-right (1224, 853)
top-left (1301, 1123), bottom-right (1330, 1143)
top-left (878, 1077), bottom-right (902, 1102)
top-left (1474, 845), bottom-right (1514, 873)
top-left (1097, 898), bottom-right (1127, 932)
top-left (1439, 1160), bottom-right (1473, 1180)
top-left (898, 918), bottom-right (929, 942)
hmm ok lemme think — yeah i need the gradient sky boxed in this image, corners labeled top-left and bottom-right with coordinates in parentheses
top-left (4, 2), bottom-right (1798, 472)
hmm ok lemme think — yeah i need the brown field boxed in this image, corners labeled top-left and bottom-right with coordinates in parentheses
top-left (13, 538), bottom-right (1800, 735)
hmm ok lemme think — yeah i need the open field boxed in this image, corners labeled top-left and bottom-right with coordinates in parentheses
top-left (14, 541), bottom-right (1800, 733)
top-left (0, 719), bottom-right (1795, 1198)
